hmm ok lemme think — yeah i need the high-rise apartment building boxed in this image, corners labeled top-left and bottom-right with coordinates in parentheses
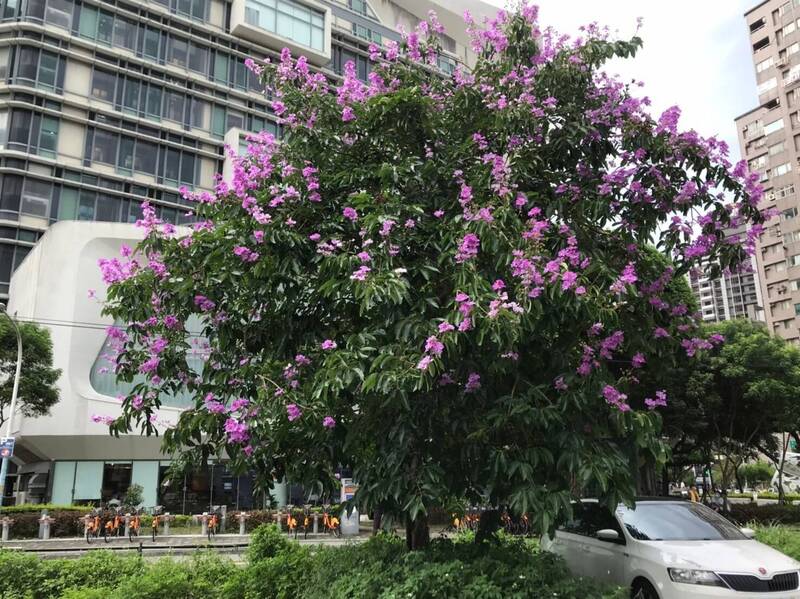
top-left (0, 0), bottom-right (491, 300)
top-left (688, 258), bottom-right (763, 323)
top-left (736, 0), bottom-right (800, 343)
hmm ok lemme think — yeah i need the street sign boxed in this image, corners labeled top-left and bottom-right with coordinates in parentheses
top-left (0, 437), bottom-right (14, 459)
top-left (340, 477), bottom-right (358, 502)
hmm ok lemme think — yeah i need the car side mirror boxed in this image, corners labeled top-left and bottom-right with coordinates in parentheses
top-left (597, 528), bottom-right (620, 542)
top-left (740, 527), bottom-right (756, 539)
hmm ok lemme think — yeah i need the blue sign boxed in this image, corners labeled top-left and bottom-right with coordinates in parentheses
top-left (0, 437), bottom-right (14, 459)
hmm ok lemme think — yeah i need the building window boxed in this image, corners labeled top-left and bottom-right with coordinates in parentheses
top-left (23, 0), bottom-right (74, 29)
top-left (154, 0), bottom-right (208, 21)
top-left (11, 47), bottom-right (64, 92)
top-left (6, 110), bottom-right (59, 158)
top-left (764, 118), bottom-right (785, 136)
top-left (783, 207), bottom-right (799, 220)
top-left (90, 67), bottom-right (116, 102)
top-left (796, 303), bottom-right (800, 315)
top-left (769, 141), bottom-right (785, 155)
top-left (749, 155), bottom-right (767, 170)
top-left (757, 56), bottom-right (774, 73)
top-left (773, 162), bottom-right (792, 178)
top-left (758, 77), bottom-right (777, 95)
top-left (140, 26), bottom-right (162, 61)
top-left (21, 178), bottom-right (51, 218)
top-left (352, 23), bottom-right (381, 43)
top-left (244, 0), bottom-right (325, 52)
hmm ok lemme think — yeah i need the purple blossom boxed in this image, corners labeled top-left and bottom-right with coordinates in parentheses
top-left (194, 295), bottom-right (216, 311)
top-left (632, 353), bottom-right (646, 368)
top-left (465, 372), bottom-right (481, 392)
top-left (438, 322), bottom-right (455, 333)
top-left (602, 385), bottom-right (630, 412)
top-left (224, 418), bottom-right (249, 443)
top-left (286, 403), bottom-right (302, 421)
top-left (323, 416), bottom-right (336, 428)
top-left (455, 233), bottom-right (480, 263)
top-left (417, 355), bottom-right (433, 370)
top-left (343, 207), bottom-right (358, 221)
top-left (321, 339), bottom-right (337, 350)
top-left (653, 327), bottom-right (670, 339)
top-left (424, 336), bottom-right (444, 356)
top-left (351, 265), bottom-right (371, 281)
top-left (645, 390), bottom-right (668, 410)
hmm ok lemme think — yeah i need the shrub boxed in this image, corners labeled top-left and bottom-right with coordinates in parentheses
top-left (0, 504), bottom-right (91, 514)
top-left (728, 504), bottom-right (800, 525)
top-left (247, 524), bottom-right (293, 562)
top-left (755, 524), bottom-right (800, 561)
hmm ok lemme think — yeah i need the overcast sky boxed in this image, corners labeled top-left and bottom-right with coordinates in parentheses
top-left (480, 0), bottom-right (758, 162)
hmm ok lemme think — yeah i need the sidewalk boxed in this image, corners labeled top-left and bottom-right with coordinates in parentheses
top-left (0, 532), bottom-right (368, 559)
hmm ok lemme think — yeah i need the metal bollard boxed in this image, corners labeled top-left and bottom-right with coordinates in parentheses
top-left (38, 510), bottom-right (48, 539)
top-left (200, 513), bottom-right (208, 537)
top-left (124, 514), bottom-right (131, 539)
top-left (312, 512), bottom-right (319, 534)
top-left (163, 513), bottom-right (171, 536)
top-left (238, 512), bottom-right (248, 535)
top-left (40, 516), bottom-right (54, 540)
top-left (1, 517), bottom-right (12, 541)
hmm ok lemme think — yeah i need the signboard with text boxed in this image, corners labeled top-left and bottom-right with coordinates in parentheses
top-left (0, 437), bottom-right (14, 459)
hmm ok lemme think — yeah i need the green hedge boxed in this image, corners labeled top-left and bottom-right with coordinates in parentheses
top-left (728, 503), bottom-right (800, 525)
top-left (0, 526), bottom-right (625, 598)
top-left (0, 504), bottom-right (91, 514)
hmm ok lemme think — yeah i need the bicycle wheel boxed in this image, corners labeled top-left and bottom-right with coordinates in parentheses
top-left (104, 526), bottom-right (109, 543)
top-left (333, 526), bottom-right (341, 538)
top-left (86, 528), bottom-right (91, 544)
top-left (207, 524), bottom-right (213, 542)
top-left (129, 527), bottom-right (136, 542)
top-left (152, 526), bottom-right (156, 543)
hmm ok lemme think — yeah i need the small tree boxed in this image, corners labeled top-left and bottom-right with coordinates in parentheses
top-left (99, 5), bottom-right (763, 548)
top-left (123, 483), bottom-right (144, 509)
top-left (0, 319), bottom-right (61, 430)
top-left (663, 320), bottom-right (800, 501)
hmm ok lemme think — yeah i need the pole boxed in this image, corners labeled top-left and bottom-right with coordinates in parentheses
top-left (0, 308), bottom-right (22, 504)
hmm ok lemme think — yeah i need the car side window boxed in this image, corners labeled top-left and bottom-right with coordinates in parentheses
top-left (559, 503), bottom-right (588, 536)
top-left (583, 504), bottom-right (626, 544)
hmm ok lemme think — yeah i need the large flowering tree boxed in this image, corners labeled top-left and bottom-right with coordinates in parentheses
top-left (100, 5), bottom-right (763, 547)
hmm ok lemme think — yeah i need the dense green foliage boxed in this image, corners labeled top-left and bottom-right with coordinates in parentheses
top-left (754, 525), bottom-right (800, 561)
top-left (0, 525), bottom-right (625, 598)
top-left (662, 320), bottom-right (800, 491)
top-left (0, 319), bottom-right (61, 430)
top-left (100, 5), bottom-right (763, 543)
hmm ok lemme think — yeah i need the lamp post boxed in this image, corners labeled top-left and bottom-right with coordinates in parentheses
top-left (0, 304), bottom-right (22, 505)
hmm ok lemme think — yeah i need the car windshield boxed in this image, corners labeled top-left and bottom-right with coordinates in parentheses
top-left (616, 502), bottom-right (748, 541)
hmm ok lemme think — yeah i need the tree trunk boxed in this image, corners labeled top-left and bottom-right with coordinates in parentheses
top-left (405, 513), bottom-right (429, 550)
top-left (372, 507), bottom-right (383, 535)
top-left (661, 465), bottom-right (670, 497)
top-left (778, 433), bottom-right (790, 506)
top-left (475, 509), bottom-right (501, 544)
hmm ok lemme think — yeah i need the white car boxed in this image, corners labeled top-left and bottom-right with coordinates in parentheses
top-left (541, 498), bottom-right (800, 598)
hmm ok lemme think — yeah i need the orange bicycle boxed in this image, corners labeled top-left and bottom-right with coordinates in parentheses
top-left (151, 507), bottom-right (162, 542)
top-left (299, 505), bottom-right (313, 539)
top-left (322, 506), bottom-right (340, 538)
top-left (84, 509), bottom-right (102, 544)
top-left (286, 505), bottom-right (298, 538)
top-left (128, 510), bottom-right (141, 542)
top-left (103, 508), bottom-right (123, 542)
top-left (207, 511), bottom-right (219, 541)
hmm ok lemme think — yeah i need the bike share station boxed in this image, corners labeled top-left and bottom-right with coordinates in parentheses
top-left (0, 473), bottom-right (367, 556)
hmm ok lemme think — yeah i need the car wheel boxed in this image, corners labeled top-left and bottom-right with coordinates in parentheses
top-left (631, 579), bottom-right (659, 599)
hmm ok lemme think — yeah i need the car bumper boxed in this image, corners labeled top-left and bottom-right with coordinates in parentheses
top-left (658, 581), bottom-right (800, 599)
